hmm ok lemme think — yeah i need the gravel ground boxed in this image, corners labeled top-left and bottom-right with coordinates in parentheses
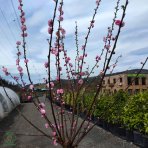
top-left (0, 97), bottom-right (138, 148)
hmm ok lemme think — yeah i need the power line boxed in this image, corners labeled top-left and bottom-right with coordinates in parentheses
top-left (0, 6), bottom-right (17, 42)
top-left (10, 0), bottom-right (21, 30)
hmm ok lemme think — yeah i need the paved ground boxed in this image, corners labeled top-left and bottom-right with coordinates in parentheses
top-left (0, 97), bottom-right (138, 148)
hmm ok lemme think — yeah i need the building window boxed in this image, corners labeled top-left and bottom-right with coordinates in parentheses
top-left (108, 79), bottom-right (110, 84)
top-left (120, 77), bottom-right (122, 83)
top-left (142, 77), bottom-right (146, 85)
top-left (127, 77), bottom-right (132, 85)
top-left (128, 89), bottom-right (132, 94)
top-left (135, 89), bottom-right (140, 94)
top-left (135, 78), bottom-right (139, 85)
top-left (113, 78), bottom-right (116, 84)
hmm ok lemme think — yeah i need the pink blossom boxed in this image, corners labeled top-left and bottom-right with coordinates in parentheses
top-left (79, 72), bottom-right (85, 76)
top-left (21, 11), bottom-right (25, 17)
top-left (24, 59), bottom-right (29, 63)
top-left (44, 62), bottom-right (48, 68)
top-left (24, 33), bottom-right (28, 37)
top-left (2, 67), bottom-right (8, 73)
top-left (27, 96), bottom-right (32, 100)
top-left (21, 25), bottom-right (27, 31)
top-left (17, 52), bottom-right (21, 56)
top-left (69, 63), bottom-right (73, 67)
top-left (105, 44), bottom-right (110, 50)
top-left (29, 84), bottom-right (34, 90)
top-left (48, 27), bottom-right (52, 34)
top-left (17, 66), bottom-right (23, 72)
top-left (53, 139), bottom-right (58, 146)
top-left (58, 16), bottom-right (63, 21)
top-left (16, 59), bottom-right (20, 65)
top-left (18, 6), bottom-right (22, 10)
top-left (52, 131), bottom-right (56, 136)
top-left (21, 17), bottom-right (26, 24)
top-left (78, 79), bottom-right (83, 85)
top-left (16, 41), bottom-right (21, 45)
top-left (48, 19), bottom-right (53, 27)
top-left (39, 102), bottom-right (45, 108)
top-left (65, 57), bottom-right (70, 63)
top-left (96, 55), bottom-right (101, 62)
top-left (50, 82), bottom-right (54, 88)
top-left (96, 0), bottom-right (101, 5)
top-left (40, 108), bottom-right (46, 115)
top-left (14, 76), bottom-right (19, 81)
top-left (45, 123), bottom-right (49, 128)
top-left (79, 56), bottom-right (83, 61)
top-left (115, 20), bottom-right (125, 27)
top-left (56, 76), bottom-right (59, 81)
top-left (60, 28), bottom-right (66, 36)
top-left (57, 89), bottom-right (64, 94)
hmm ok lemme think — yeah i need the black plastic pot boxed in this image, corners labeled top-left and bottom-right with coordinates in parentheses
top-left (143, 134), bottom-right (148, 148)
top-left (102, 121), bottom-right (109, 130)
top-left (117, 127), bottom-right (126, 138)
top-left (91, 116), bottom-right (98, 123)
top-left (126, 129), bottom-right (134, 142)
top-left (108, 123), bottom-right (116, 134)
top-left (133, 131), bottom-right (143, 147)
top-left (96, 119), bottom-right (103, 127)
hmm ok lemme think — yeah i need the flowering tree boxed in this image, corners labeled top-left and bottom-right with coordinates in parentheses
top-left (1, 0), bottom-right (148, 147)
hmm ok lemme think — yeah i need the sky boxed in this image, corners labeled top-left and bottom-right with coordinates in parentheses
top-left (0, 0), bottom-right (148, 84)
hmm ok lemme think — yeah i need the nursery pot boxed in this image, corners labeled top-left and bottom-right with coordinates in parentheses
top-left (117, 127), bottom-right (126, 138)
top-left (126, 129), bottom-right (134, 142)
top-left (102, 121), bottom-right (109, 130)
top-left (143, 134), bottom-right (148, 148)
top-left (96, 118), bottom-right (103, 127)
top-left (133, 131), bottom-right (143, 147)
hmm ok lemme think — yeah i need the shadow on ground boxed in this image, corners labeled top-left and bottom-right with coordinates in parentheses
top-left (0, 104), bottom-right (24, 146)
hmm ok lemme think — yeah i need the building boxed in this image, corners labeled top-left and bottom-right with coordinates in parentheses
top-left (101, 69), bottom-right (148, 94)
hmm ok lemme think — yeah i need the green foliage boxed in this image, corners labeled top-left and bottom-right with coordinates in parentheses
top-left (123, 91), bottom-right (148, 133)
top-left (63, 90), bottom-right (148, 134)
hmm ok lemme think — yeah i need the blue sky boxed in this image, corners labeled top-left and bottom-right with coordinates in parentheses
top-left (0, 0), bottom-right (148, 83)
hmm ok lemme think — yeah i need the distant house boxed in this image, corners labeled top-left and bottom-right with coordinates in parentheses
top-left (101, 69), bottom-right (148, 94)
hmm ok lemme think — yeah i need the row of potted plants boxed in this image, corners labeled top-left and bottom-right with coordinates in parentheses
top-left (93, 90), bottom-right (148, 147)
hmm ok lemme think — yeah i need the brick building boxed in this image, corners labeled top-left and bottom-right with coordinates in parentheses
top-left (101, 69), bottom-right (148, 94)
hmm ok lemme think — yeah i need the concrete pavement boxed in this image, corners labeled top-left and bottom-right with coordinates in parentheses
top-left (0, 97), bottom-right (138, 148)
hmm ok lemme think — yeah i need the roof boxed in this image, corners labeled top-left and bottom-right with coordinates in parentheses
top-left (105, 69), bottom-right (148, 77)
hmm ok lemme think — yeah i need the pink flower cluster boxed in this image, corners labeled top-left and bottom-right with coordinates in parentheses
top-left (16, 41), bottom-right (21, 46)
top-left (17, 66), bottom-right (23, 76)
top-left (96, 0), bottom-right (101, 5)
top-left (58, 5), bottom-right (64, 21)
top-left (29, 84), bottom-right (34, 90)
top-left (44, 62), bottom-right (48, 68)
top-left (27, 96), bottom-right (32, 101)
top-left (57, 89), bottom-right (64, 94)
top-left (18, 0), bottom-right (28, 37)
top-left (48, 19), bottom-right (53, 34)
top-left (115, 20), bottom-right (125, 27)
top-left (39, 102), bottom-right (46, 116)
top-left (96, 55), bottom-right (101, 62)
top-left (2, 67), bottom-right (9, 76)
top-left (78, 79), bottom-right (83, 85)
top-left (14, 76), bottom-right (19, 81)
